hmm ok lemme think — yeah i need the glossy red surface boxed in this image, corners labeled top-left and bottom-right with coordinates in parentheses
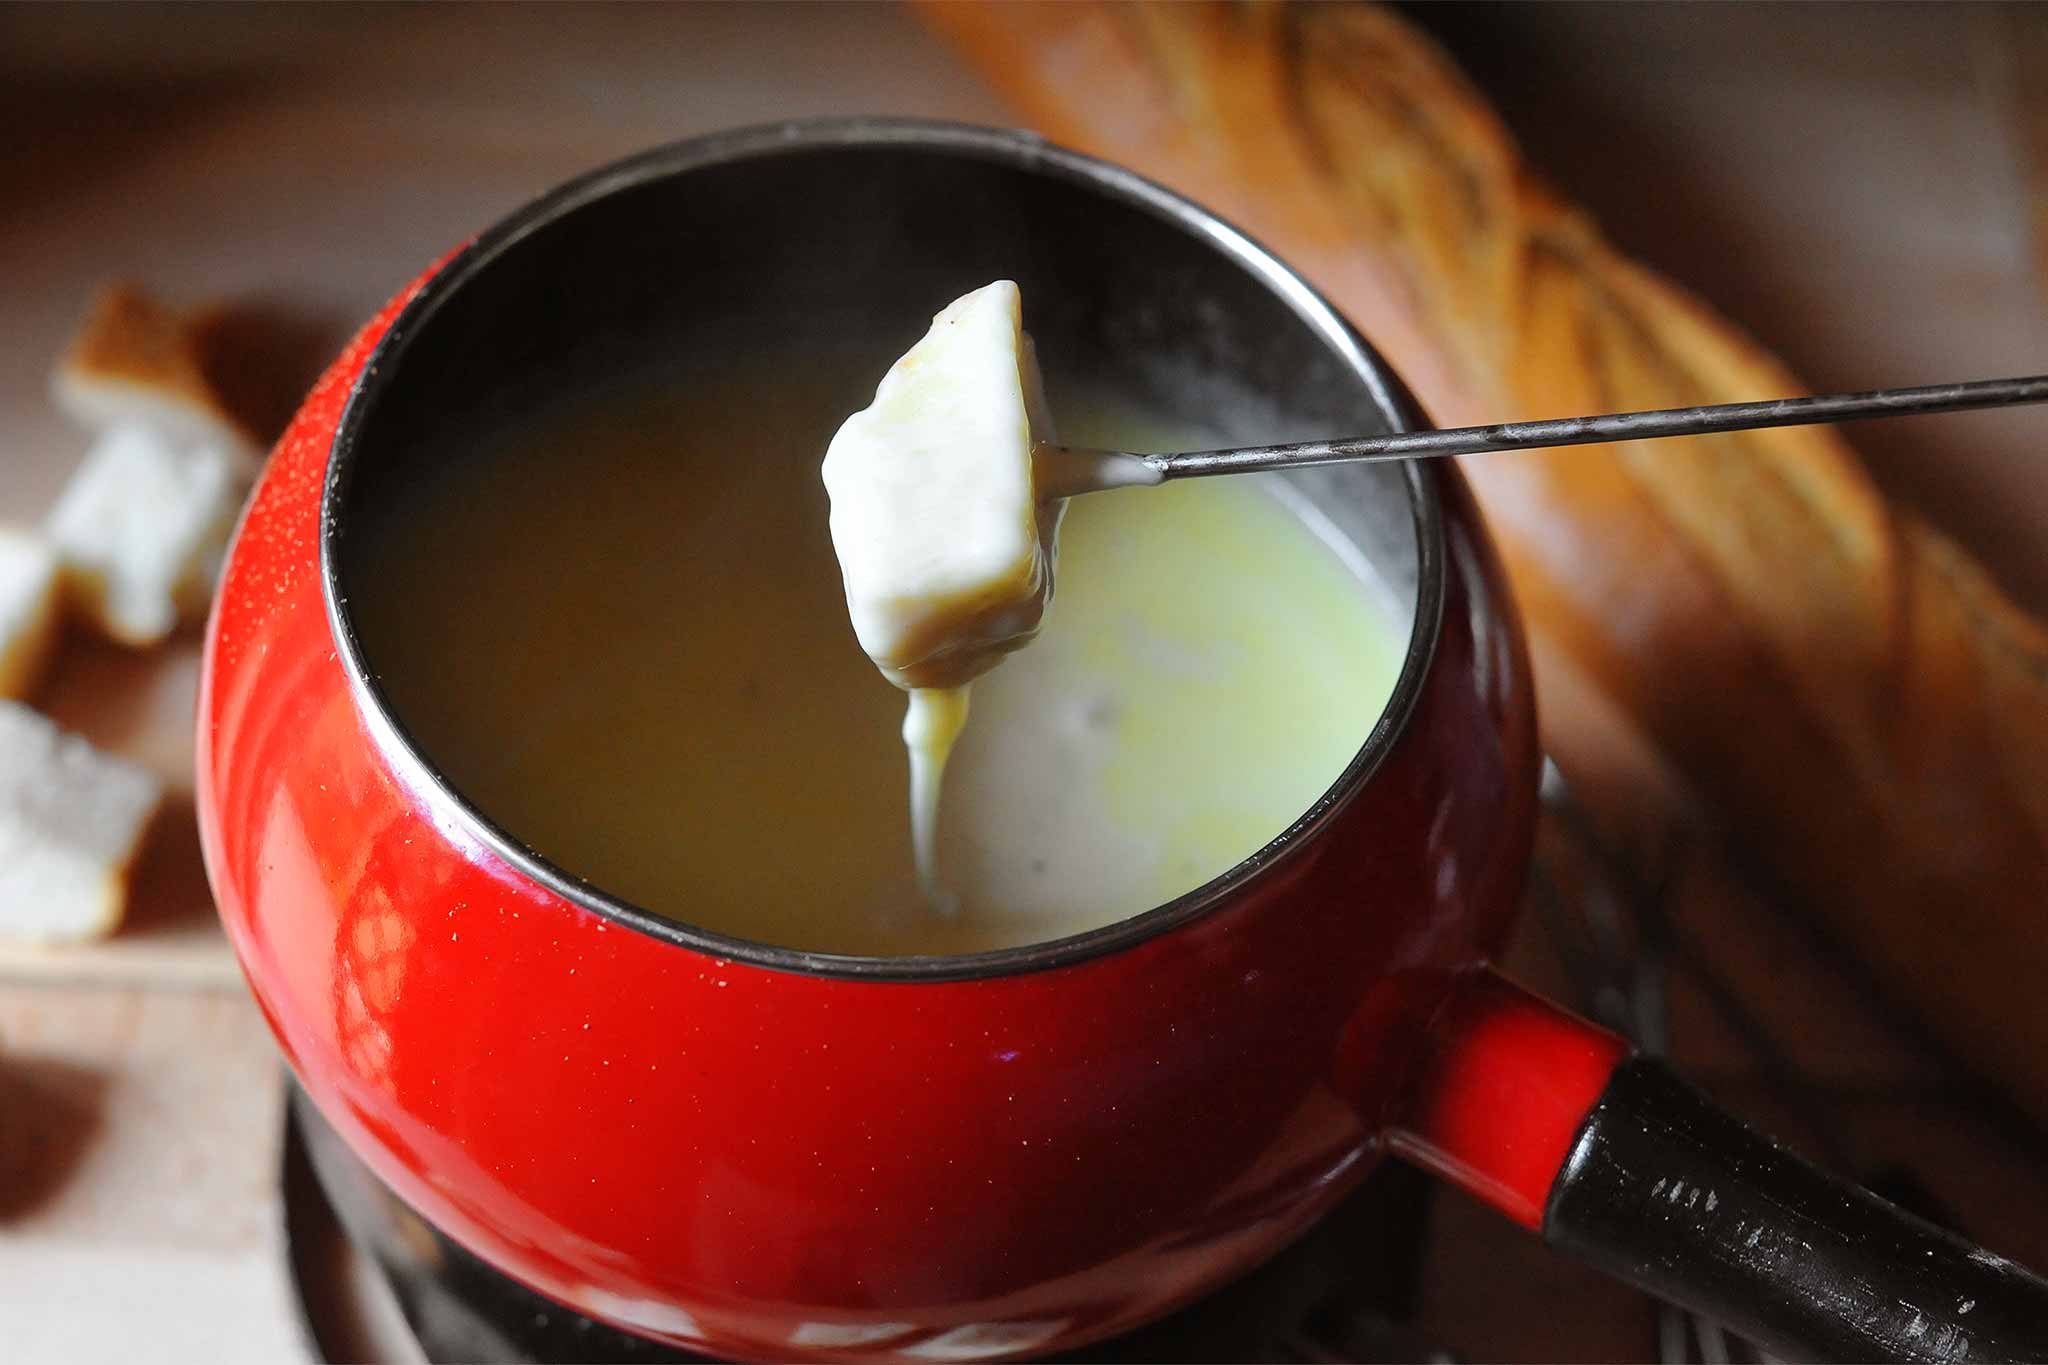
top-left (1393, 971), bottom-right (1630, 1230)
top-left (198, 271), bottom-right (1578, 1360)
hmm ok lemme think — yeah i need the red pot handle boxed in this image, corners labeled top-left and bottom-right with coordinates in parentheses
top-left (1392, 969), bottom-right (2048, 1362)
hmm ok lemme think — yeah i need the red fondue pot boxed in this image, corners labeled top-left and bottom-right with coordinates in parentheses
top-left (197, 121), bottom-right (2048, 1362)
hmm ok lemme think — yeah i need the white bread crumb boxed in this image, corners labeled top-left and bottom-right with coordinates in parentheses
top-left (0, 700), bottom-right (162, 943)
top-left (0, 530), bottom-right (60, 700)
top-left (46, 425), bottom-right (247, 647)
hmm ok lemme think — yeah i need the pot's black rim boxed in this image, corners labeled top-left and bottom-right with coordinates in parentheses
top-left (320, 117), bottom-right (1446, 984)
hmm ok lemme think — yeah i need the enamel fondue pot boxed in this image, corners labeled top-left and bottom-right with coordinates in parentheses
top-left (197, 121), bottom-right (2048, 1362)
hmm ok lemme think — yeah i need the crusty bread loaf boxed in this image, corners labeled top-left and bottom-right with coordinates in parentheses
top-left (0, 700), bottom-right (162, 943)
top-left (923, 2), bottom-right (2048, 1117)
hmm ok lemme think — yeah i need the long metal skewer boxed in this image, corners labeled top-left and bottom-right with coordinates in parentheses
top-left (1044, 374), bottom-right (2048, 491)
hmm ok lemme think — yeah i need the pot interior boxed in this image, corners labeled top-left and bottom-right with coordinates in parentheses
top-left (326, 126), bottom-right (1433, 974)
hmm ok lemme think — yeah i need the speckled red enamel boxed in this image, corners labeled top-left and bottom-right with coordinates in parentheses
top-left (196, 262), bottom-right (1609, 1360)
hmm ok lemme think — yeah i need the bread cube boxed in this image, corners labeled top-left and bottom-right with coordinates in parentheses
top-left (822, 280), bottom-right (1062, 690)
top-left (46, 424), bottom-right (245, 647)
top-left (0, 700), bottom-right (162, 943)
top-left (51, 282), bottom-right (262, 469)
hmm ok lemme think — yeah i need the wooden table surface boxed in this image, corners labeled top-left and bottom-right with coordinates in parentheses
top-left (1, 5), bottom-right (2042, 1361)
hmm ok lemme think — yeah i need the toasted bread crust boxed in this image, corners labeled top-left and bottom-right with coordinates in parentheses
top-left (0, 532), bottom-right (60, 702)
top-left (0, 579), bottom-right (59, 703)
top-left (51, 283), bottom-right (262, 457)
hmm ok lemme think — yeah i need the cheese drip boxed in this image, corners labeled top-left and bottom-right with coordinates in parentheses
top-left (903, 684), bottom-right (970, 909)
top-left (823, 281), bottom-right (1060, 908)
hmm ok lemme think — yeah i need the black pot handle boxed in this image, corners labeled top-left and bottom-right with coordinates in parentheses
top-left (1543, 1056), bottom-right (2048, 1362)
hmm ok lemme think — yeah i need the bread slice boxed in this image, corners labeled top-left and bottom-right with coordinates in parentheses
top-left (0, 530), bottom-right (60, 701)
top-left (45, 425), bottom-right (246, 647)
top-left (50, 283), bottom-right (263, 470)
top-left (0, 700), bottom-right (162, 943)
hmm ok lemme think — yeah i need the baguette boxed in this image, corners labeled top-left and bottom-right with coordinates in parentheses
top-left (923, 2), bottom-right (2048, 1117)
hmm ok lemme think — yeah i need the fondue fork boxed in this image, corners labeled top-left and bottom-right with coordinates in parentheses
top-left (1038, 373), bottom-right (2048, 493)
